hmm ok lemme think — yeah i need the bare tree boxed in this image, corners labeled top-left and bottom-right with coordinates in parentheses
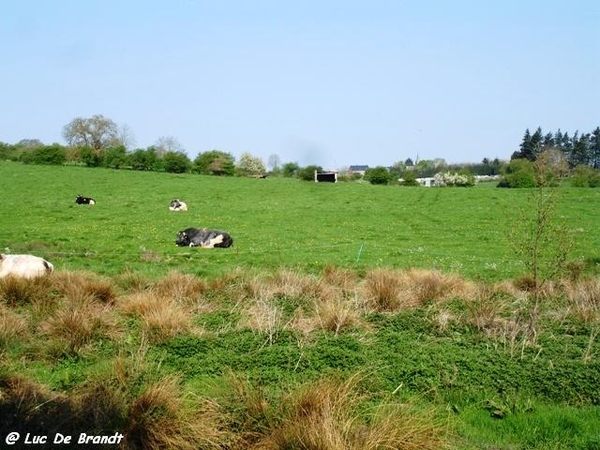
top-left (154, 136), bottom-right (184, 157)
top-left (62, 115), bottom-right (121, 152)
top-left (117, 124), bottom-right (136, 150)
top-left (268, 154), bottom-right (281, 171)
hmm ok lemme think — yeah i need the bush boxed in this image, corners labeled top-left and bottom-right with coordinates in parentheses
top-left (192, 150), bottom-right (235, 176)
top-left (20, 144), bottom-right (66, 165)
top-left (434, 171), bottom-right (475, 187)
top-left (163, 151), bottom-right (191, 173)
top-left (572, 165), bottom-right (600, 187)
top-left (364, 166), bottom-right (391, 185)
top-left (297, 165), bottom-right (322, 181)
top-left (400, 170), bottom-right (420, 186)
top-left (498, 159), bottom-right (536, 188)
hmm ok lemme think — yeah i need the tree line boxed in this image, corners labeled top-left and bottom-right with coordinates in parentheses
top-left (512, 126), bottom-right (600, 168)
top-left (0, 115), bottom-right (598, 187)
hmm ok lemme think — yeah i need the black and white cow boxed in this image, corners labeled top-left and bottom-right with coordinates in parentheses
top-left (0, 254), bottom-right (54, 279)
top-left (76, 195), bottom-right (96, 205)
top-left (176, 228), bottom-right (233, 248)
top-left (169, 199), bottom-right (188, 211)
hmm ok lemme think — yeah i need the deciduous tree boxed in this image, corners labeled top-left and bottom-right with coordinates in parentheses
top-left (236, 153), bottom-right (266, 177)
top-left (62, 115), bottom-right (121, 153)
top-left (193, 150), bottom-right (235, 176)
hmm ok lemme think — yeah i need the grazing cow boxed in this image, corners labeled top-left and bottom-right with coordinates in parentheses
top-left (169, 199), bottom-right (188, 211)
top-left (176, 228), bottom-right (233, 248)
top-left (76, 195), bottom-right (96, 205)
top-left (0, 254), bottom-right (54, 279)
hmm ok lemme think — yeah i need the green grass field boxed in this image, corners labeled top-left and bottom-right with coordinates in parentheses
top-left (2, 161), bottom-right (599, 281)
top-left (1, 161), bottom-right (599, 449)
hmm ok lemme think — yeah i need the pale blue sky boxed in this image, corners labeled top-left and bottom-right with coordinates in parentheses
top-left (1, 1), bottom-right (598, 169)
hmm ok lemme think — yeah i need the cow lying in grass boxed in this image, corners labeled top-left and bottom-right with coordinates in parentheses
top-left (169, 199), bottom-right (188, 211)
top-left (0, 254), bottom-right (54, 279)
top-left (76, 195), bottom-right (96, 205)
top-left (176, 228), bottom-right (233, 248)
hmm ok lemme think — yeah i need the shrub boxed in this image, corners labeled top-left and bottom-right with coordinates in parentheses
top-left (572, 165), bottom-right (600, 187)
top-left (162, 151), bottom-right (191, 173)
top-left (400, 170), bottom-right (420, 186)
top-left (498, 159), bottom-right (536, 188)
top-left (193, 150), bottom-right (236, 175)
top-left (364, 166), bottom-right (392, 185)
top-left (19, 144), bottom-right (67, 165)
top-left (434, 171), bottom-right (475, 187)
top-left (297, 165), bottom-right (322, 181)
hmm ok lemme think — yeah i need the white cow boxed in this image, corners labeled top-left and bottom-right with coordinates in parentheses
top-left (0, 254), bottom-right (54, 279)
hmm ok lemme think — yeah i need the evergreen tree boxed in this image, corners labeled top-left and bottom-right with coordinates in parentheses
top-left (570, 132), bottom-right (590, 167)
top-left (554, 130), bottom-right (564, 150)
top-left (590, 127), bottom-right (600, 169)
top-left (514, 129), bottom-right (530, 160)
top-left (560, 131), bottom-right (572, 163)
top-left (531, 127), bottom-right (543, 155)
top-left (543, 132), bottom-right (555, 149)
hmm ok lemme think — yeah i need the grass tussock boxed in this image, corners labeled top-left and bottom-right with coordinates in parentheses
top-left (362, 268), bottom-right (475, 312)
top-left (0, 274), bottom-right (54, 306)
top-left (50, 271), bottom-right (117, 304)
top-left (0, 304), bottom-right (28, 351)
top-left (239, 269), bottom-right (367, 336)
top-left (563, 277), bottom-right (600, 323)
top-left (0, 367), bottom-right (231, 450)
top-left (40, 297), bottom-right (119, 356)
top-left (113, 269), bottom-right (152, 293)
top-left (312, 296), bottom-right (364, 334)
top-left (124, 376), bottom-right (230, 450)
top-left (221, 374), bottom-right (449, 450)
top-left (118, 292), bottom-right (196, 343)
top-left (151, 271), bottom-right (207, 305)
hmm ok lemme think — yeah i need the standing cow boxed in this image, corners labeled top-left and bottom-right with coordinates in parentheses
top-left (0, 254), bottom-right (54, 279)
top-left (176, 228), bottom-right (233, 248)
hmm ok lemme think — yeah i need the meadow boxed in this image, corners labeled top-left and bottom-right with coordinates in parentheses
top-left (2, 161), bottom-right (599, 281)
top-left (1, 161), bottom-right (599, 449)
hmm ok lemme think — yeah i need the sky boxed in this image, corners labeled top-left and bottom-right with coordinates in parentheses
top-left (1, 1), bottom-right (599, 169)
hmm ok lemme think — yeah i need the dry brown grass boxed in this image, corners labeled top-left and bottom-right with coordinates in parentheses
top-left (124, 376), bottom-right (231, 450)
top-left (238, 269), bottom-right (369, 337)
top-left (113, 269), bottom-right (152, 293)
top-left (563, 277), bottom-right (600, 323)
top-left (0, 368), bottom-right (230, 450)
top-left (0, 274), bottom-right (54, 306)
top-left (50, 271), bottom-right (117, 304)
top-left (40, 296), bottom-right (120, 356)
top-left (221, 374), bottom-right (450, 450)
top-left (0, 304), bottom-right (28, 352)
top-left (466, 286), bottom-right (511, 334)
top-left (151, 271), bottom-right (207, 305)
top-left (118, 291), bottom-right (197, 343)
top-left (361, 268), bottom-right (475, 312)
top-left (313, 296), bottom-right (364, 334)
top-left (0, 373), bottom-right (74, 436)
